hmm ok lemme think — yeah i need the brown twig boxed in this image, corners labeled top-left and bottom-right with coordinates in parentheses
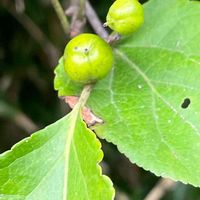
top-left (1, 0), bottom-right (60, 67)
top-left (85, 0), bottom-right (109, 39)
top-left (65, 0), bottom-right (86, 37)
top-left (15, 0), bottom-right (25, 13)
top-left (85, 0), bottom-right (119, 44)
top-left (144, 178), bottom-right (176, 200)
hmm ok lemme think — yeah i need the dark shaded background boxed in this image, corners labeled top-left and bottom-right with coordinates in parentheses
top-left (0, 0), bottom-right (200, 199)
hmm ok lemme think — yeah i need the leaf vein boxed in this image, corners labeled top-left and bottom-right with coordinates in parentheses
top-left (116, 49), bottom-right (200, 137)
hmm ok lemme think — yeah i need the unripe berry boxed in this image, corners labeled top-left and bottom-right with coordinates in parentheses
top-left (106, 0), bottom-right (144, 35)
top-left (64, 34), bottom-right (113, 84)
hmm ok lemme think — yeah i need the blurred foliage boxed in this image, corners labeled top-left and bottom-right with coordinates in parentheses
top-left (0, 0), bottom-right (199, 199)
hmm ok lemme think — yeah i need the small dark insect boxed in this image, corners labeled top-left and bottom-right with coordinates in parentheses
top-left (181, 98), bottom-right (191, 109)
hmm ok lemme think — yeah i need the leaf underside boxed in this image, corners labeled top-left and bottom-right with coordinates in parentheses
top-left (54, 0), bottom-right (200, 186)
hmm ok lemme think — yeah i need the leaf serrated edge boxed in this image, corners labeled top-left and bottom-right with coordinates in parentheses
top-left (82, 120), bottom-right (115, 200)
top-left (110, 137), bottom-right (200, 187)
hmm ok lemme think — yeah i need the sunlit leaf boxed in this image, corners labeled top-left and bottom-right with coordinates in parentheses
top-left (0, 108), bottom-right (114, 199)
top-left (54, 0), bottom-right (200, 186)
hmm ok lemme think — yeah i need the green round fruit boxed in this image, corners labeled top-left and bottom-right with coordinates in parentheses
top-left (64, 33), bottom-right (113, 84)
top-left (106, 0), bottom-right (144, 35)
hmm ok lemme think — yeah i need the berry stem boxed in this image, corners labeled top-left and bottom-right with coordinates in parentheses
top-left (75, 84), bottom-right (93, 111)
top-left (51, 0), bottom-right (70, 35)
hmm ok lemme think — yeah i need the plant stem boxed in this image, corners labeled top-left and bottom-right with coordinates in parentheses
top-left (144, 178), bottom-right (176, 200)
top-left (75, 84), bottom-right (93, 111)
top-left (66, 0), bottom-right (86, 37)
top-left (85, 0), bottom-right (109, 39)
top-left (79, 0), bottom-right (86, 17)
top-left (51, 0), bottom-right (69, 35)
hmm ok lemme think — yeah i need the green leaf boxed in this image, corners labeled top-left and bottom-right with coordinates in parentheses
top-left (54, 57), bottom-right (82, 96)
top-left (0, 108), bottom-right (114, 199)
top-left (54, 0), bottom-right (200, 186)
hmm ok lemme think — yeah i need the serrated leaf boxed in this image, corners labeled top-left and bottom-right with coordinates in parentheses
top-left (0, 107), bottom-right (114, 199)
top-left (54, 0), bottom-right (200, 186)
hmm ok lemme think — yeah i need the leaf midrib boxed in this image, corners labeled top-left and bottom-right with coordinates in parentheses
top-left (63, 109), bottom-right (80, 200)
top-left (119, 45), bottom-right (200, 64)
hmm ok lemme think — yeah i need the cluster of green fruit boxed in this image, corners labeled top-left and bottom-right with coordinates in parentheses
top-left (64, 0), bottom-right (144, 84)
